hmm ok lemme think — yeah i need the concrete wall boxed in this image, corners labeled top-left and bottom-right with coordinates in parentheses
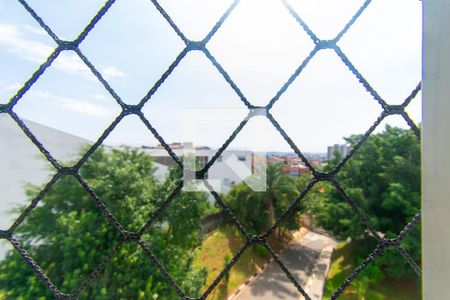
top-left (0, 116), bottom-right (90, 230)
top-left (0, 116), bottom-right (91, 257)
top-left (201, 211), bottom-right (227, 234)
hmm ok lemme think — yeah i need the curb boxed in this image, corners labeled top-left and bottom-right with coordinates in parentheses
top-left (300, 245), bottom-right (336, 300)
top-left (226, 258), bottom-right (273, 300)
top-left (227, 228), bottom-right (309, 300)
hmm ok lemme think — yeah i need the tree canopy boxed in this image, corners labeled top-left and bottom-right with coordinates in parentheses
top-left (225, 163), bottom-right (299, 236)
top-left (0, 125), bottom-right (421, 298)
top-left (0, 147), bottom-right (209, 299)
top-left (304, 125), bottom-right (421, 279)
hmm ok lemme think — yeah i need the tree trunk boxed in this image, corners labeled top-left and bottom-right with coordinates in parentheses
top-left (267, 192), bottom-right (276, 231)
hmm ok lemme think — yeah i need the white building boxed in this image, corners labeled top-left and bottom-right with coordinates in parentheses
top-left (142, 143), bottom-right (255, 193)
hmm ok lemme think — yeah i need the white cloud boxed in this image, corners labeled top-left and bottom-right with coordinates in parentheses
top-left (0, 23), bottom-right (53, 63)
top-left (31, 90), bottom-right (112, 117)
top-left (23, 24), bottom-right (47, 37)
top-left (2, 82), bottom-right (22, 91)
top-left (0, 23), bottom-right (124, 81)
top-left (57, 97), bottom-right (111, 117)
top-left (52, 51), bottom-right (93, 79)
top-left (92, 93), bottom-right (110, 102)
top-left (101, 66), bottom-right (124, 79)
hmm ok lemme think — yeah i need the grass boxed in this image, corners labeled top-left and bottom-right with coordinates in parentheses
top-left (324, 241), bottom-right (421, 300)
top-left (194, 225), bottom-right (289, 300)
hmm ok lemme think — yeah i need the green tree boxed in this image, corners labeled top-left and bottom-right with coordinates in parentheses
top-left (225, 163), bottom-right (299, 236)
top-left (305, 126), bottom-right (421, 279)
top-left (0, 147), bottom-right (208, 299)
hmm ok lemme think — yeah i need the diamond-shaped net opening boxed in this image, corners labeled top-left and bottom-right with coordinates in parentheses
top-left (0, 0), bottom-right (421, 299)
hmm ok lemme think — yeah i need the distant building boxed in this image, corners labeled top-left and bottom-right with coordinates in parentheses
top-left (267, 155), bottom-right (314, 176)
top-left (327, 144), bottom-right (349, 161)
top-left (142, 143), bottom-right (254, 193)
top-left (283, 164), bottom-right (310, 176)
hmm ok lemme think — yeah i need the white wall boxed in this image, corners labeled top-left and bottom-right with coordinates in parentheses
top-left (208, 150), bottom-right (253, 193)
top-left (0, 116), bottom-right (90, 230)
top-left (0, 116), bottom-right (91, 257)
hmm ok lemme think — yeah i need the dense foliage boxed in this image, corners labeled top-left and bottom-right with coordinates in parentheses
top-left (304, 126), bottom-right (421, 279)
top-left (0, 125), bottom-right (421, 299)
top-left (225, 163), bottom-right (299, 236)
top-left (0, 147), bottom-right (208, 299)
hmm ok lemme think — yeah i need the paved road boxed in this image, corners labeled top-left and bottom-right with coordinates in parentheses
top-left (234, 231), bottom-right (336, 300)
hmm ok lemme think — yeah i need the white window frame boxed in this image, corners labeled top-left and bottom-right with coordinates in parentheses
top-left (423, 0), bottom-right (450, 298)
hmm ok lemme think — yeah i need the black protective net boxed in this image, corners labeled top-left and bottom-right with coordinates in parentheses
top-left (0, 0), bottom-right (421, 299)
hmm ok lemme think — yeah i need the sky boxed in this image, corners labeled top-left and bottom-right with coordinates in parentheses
top-left (0, 0), bottom-right (423, 154)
